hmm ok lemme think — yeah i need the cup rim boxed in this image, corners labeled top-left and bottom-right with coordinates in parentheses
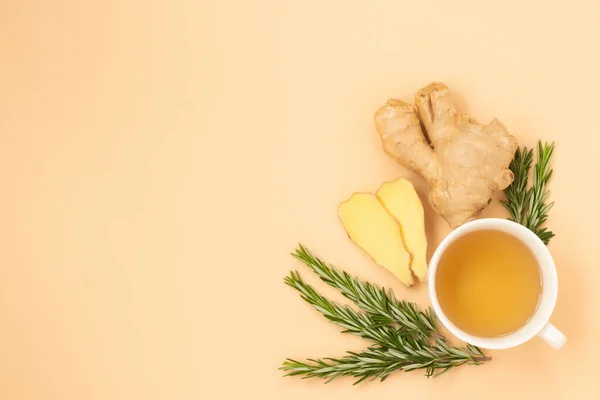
top-left (428, 218), bottom-right (558, 349)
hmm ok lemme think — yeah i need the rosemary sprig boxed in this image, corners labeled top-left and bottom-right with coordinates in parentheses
top-left (292, 245), bottom-right (439, 340)
top-left (500, 141), bottom-right (555, 244)
top-left (284, 271), bottom-right (428, 348)
top-left (282, 341), bottom-right (488, 384)
top-left (282, 247), bottom-right (490, 383)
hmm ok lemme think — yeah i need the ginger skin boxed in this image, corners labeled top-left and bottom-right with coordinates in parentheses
top-left (375, 83), bottom-right (518, 228)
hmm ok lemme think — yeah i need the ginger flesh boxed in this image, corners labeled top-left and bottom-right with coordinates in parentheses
top-left (376, 179), bottom-right (428, 282)
top-left (375, 82), bottom-right (518, 228)
top-left (339, 193), bottom-right (413, 286)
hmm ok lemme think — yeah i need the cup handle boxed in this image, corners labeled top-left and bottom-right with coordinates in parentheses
top-left (537, 322), bottom-right (566, 349)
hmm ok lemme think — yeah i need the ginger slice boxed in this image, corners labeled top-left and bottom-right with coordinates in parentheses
top-left (339, 193), bottom-right (413, 286)
top-left (376, 179), bottom-right (428, 282)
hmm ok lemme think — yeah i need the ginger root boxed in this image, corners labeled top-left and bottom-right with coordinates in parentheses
top-left (339, 193), bottom-right (413, 286)
top-left (376, 179), bottom-right (428, 282)
top-left (375, 82), bottom-right (518, 228)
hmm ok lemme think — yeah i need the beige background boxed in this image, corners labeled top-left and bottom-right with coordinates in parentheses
top-left (1, 1), bottom-right (598, 399)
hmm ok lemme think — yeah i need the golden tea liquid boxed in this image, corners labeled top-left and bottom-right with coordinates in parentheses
top-left (436, 230), bottom-right (542, 337)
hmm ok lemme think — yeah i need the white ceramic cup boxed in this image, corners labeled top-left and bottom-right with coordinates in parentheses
top-left (428, 218), bottom-right (566, 349)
